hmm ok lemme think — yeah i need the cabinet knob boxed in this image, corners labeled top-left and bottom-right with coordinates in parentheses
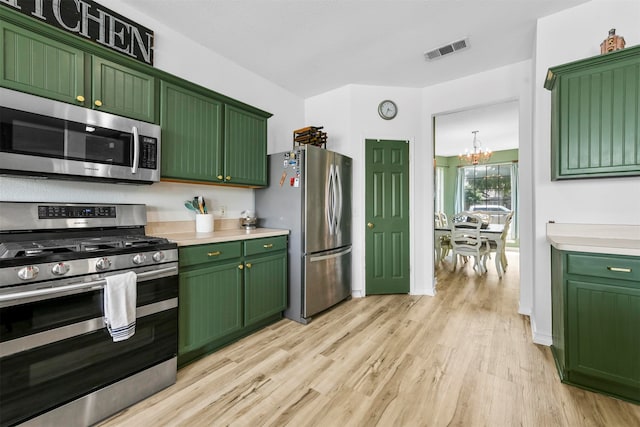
top-left (207, 251), bottom-right (221, 257)
top-left (76, 95), bottom-right (85, 102)
top-left (367, 222), bottom-right (375, 229)
top-left (263, 244), bottom-right (273, 249)
top-left (238, 264), bottom-right (244, 270)
top-left (217, 175), bottom-right (223, 180)
top-left (246, 263), bottom-right (252, 269)
top-left (94, 100), bottom-right (103, 107)
top-left (225, 176), bottom-right (231, 181)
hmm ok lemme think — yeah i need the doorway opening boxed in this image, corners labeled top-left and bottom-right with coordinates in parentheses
top-left (433, 100), bottom-right (520, 283)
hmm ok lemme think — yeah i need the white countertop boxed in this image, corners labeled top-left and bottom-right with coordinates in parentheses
top-left (546, 223), bottom-right (640, 257)
top-left (145, 219), bottom-right (289, 246)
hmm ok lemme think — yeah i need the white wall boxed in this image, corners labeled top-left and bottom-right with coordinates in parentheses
top-left (305, 85), bottom-right (423, 297)
top-left (0, 1), bottom-right (304, 221)
top-left (532, 0), bottom-right (640, 344)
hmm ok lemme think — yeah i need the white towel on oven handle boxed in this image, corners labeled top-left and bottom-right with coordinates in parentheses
top-left (104, 271), bottom-right (137, 342)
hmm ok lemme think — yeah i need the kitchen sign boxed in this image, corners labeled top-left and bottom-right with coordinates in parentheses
top-left (0, 0), bottom-right (154, 65)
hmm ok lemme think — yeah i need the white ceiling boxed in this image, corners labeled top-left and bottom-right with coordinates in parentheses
top-left (125, 0), bottom-right (588, 98)
top-left (123, 0), bottom-right (587, 155)
top-left (435, 100), bottom-right (520, 156)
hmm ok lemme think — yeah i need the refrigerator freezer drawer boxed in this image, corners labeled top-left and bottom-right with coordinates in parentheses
top-left (303, 246), bottom-right (352, 318)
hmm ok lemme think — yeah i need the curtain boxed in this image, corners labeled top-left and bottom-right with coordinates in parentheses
top-left (510, 162), bottom-right (519, 240)
top-left (435, 167), bottom-right (445, 214)
top-left (454, 167), bottom-right (465, 214)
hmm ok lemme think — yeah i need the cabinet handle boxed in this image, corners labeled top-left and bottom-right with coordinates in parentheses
top-left (76, 95), bottom-right (85, 102)
top-left (238, 264), bottom-right (244, 270)
top-left (246, 263), bottom-right (252, 269)
top-left (217, 175), bottom-right (223, 180)
top-left (94, 100), bottom-right (103, 107)
top-left (225, 176), bottom-right (231, 181)
top-left (207, 251), bottom-right (221, 257)
top-left (263, 244), bottom-right (273, 249)
top-left (607, 266), bottom-right (632, 273)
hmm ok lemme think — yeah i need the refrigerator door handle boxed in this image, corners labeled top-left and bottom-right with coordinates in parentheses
top-left (326, 164), bottom-right (335, 235)
top-left (334, 166), bottom-right (342, 232)
top-left (309, 246), bottom-right (352, 262)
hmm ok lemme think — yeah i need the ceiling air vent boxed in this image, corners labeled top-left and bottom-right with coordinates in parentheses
top-left (424, 37), bottom-right (469, 61)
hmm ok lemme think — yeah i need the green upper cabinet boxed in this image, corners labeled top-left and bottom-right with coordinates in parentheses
top-left (0, 21), bottom-right (156, 122)
top-left (159, 78), bottom-right (271, 187)
top-left (546, 46), bottom-right (640, 180)
top-left (224, 105), bottom-right (268, 186)
top-left (0, 20), bottom-right (84, 105)
top-left (92, 56), bottom-right (155, 123)
top-left (160, 81), bottom-right (223, 182)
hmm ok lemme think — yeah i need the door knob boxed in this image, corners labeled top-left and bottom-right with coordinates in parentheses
top-left (367, 222), bottom-right (375, 229)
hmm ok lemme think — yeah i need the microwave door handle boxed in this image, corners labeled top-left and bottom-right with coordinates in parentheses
top-left (131, 126), bottom-right (139, 174)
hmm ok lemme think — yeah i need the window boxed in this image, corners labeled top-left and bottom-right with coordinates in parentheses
top-left (456, 163), bottom-right (519, 241)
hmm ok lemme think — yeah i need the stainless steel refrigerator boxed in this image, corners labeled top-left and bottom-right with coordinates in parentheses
top-left (256, 145), bottom-right (352, 324)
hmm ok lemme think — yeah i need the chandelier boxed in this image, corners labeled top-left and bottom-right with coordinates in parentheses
top-left (458, 131), bottom-right (492, 165)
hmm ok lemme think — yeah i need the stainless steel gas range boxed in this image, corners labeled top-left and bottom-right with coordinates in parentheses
top-left (0, 202), bottom-right (178, 427)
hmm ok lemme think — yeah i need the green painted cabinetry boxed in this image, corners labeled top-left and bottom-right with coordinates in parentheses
top-left (545, 46), bottom-right (640, 180)
top-left (224, 106), bottom-right (268, 186)
top-left (178, 236), bottom-right (287, 367)
top-left (551, 247), bottom-right (640, 403)
top-left (160, 81), bottom-right (223, 182)
top-left (0, 20), bottom-right (84, 104)
top-left (159, 80), bottom-right (271, 187)
top-left (0, 20), bottom-right (156, 122)
top-left (92, 56), bottom-right (155, 123)
top-left (243, 238), bottom-right (287, 327)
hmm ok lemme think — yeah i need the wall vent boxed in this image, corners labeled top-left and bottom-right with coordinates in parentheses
top-left (424, 37), bottom-right (469, 61)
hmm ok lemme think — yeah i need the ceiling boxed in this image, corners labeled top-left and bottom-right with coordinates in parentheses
top-left (123, 0), bottom-right (587, 155)
top-left (435, 100), bottom-right (519, 157)
top-left (124, 0), bottom-right (588, 98)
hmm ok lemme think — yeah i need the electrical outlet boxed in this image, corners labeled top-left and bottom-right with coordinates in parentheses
top-left (219, 206), bottom-right (226, 217)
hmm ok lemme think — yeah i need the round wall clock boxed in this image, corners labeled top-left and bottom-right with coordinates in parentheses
top-left (378, 100), bottom-right (398, 120)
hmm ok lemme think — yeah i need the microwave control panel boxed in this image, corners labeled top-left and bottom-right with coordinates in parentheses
top-left (139, 137), bottom-right (157, 169)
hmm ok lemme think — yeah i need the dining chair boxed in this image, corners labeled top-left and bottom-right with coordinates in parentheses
top-left (486, 211), bottom-right (513, 275)
top-left (437, 212), bottom-right (452, 261)
top-left (450, 213), bottom-right (490, 274)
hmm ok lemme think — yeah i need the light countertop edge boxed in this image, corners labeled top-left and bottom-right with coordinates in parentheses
top-left (152, 228), bottom-right (289, 247)
top-left (546, 223), bottom-right (640, 257)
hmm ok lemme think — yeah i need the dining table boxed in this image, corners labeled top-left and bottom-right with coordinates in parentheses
top-left (435, 223), bottom-right (506, 277)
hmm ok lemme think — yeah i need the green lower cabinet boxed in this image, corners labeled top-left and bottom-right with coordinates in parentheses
top-left (551, 248), bottom-right (640, 403)
top-left (244, 252), bottom-right (287, 327)
top-left (178, 260), bottom-right (243, 356)
top-left (177, 236), bottom-right (288, 367)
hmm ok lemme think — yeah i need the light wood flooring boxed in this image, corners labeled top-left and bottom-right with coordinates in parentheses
top-left (100, 252), bottom-right (640, 426)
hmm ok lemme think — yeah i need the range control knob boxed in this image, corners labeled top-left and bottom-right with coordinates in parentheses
top-left (132, 253), bottom-right (147, 265)
top-left (18, 265), bottom-right (39, 280)
top-left (52, 262), bottom-right (70, 276)
top-left (152, 251), bottom-right (165, 262)
top-left (96, 257), bottom-right (111, 271)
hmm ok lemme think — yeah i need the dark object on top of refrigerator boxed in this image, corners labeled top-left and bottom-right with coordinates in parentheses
top-left (256, 145), bottom-right (352, 324)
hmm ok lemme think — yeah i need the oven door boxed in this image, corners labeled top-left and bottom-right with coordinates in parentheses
top-left (0, 266), bottom-right (178, 426)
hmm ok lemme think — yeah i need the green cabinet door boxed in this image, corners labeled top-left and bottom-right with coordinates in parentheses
top-left (546, 46), bottom-right (640, 180)
top-left (244, 251), bottom-right (287, 327)
top-left (224, 105), bottom-right (268, 186)
top-left (92, 56), bottom-right (156, 122)
top-left (0, 21), bottom-right (84, 104)
top-left (567, 279), bottom-right (640, 401)
top-left (178, 261), bottom-right (243, 356)
top-left (160, 81), bottom-right (223, 182)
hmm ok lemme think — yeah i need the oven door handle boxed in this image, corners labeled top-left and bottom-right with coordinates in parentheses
top-left (0, 266), bottom-right (177, 304)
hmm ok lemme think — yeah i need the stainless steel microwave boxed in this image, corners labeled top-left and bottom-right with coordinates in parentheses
top-left (0, 88), bottom-right (161, 184)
